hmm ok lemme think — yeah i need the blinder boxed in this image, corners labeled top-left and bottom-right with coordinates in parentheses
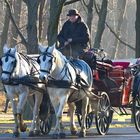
top-left (1, 53), bottom-right (17, 75)
top-left (39, 51), bottom-right (56, 75)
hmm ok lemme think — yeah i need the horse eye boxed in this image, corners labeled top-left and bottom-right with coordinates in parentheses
top-left (49, 58), bottom-right (52, 63)
top-left (11, 61), bottom-right (14, 64)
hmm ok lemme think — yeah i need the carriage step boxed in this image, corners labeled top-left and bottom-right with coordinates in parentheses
top-left (110, 88), bottom-right (122, 93)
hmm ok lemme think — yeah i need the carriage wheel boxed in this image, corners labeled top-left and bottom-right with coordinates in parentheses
top-left (133, 96), bottom-right (140, 132)
top-left (95, 91), bottom-right (112, 135)
top-left (77, 112), bottom-right (94, 129)
top-left (39, 93), bottom-right (54, 135)
top-left (40, 113), bottom-right (53, 135)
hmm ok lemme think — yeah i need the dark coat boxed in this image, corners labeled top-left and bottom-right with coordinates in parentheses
top-left (57, 16), bottom-right (90, 49)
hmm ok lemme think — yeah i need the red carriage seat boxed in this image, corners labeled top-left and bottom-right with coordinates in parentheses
top-left (108, 62), bottom-right (130, 87)
top-left (112, 61), bottom-right (130, 69)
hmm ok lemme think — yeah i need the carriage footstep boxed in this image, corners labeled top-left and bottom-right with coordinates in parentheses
top-left (13, 131), bottom-right (20, 137)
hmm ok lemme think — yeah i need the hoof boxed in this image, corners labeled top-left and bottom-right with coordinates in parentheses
top-left (13, 131), bottom-right (20, 137)
top-left (20, 123), bottom-right (27, 132)
top-left (71, 130), bottom-right (77, 135)
top-left (78, 131), bottom-right (86, 137)
top-left (34, 130), bottom-right (42, 136)
top-left (52, 133), bottom-right (59, 139)
top-left (29, 131), bottom-right (34, 137)
top-left (59, 132), bottom-right (66, 138)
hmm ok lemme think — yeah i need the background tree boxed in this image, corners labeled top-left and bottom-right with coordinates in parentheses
top-left (93, 0), bottom-right (108, 49)
top-left (23, 0), bottom-right (40, 54)
top-left (111, 0), bottom-right (127, 59)
top-left (135, 0), bottom-right (140, 58)
top-left (10, 0), bottom-right (22, 47)
top-left (0, 1), bottom-right (11, 55)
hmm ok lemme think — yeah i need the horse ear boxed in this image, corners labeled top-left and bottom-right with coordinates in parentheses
top-left (10, 47), bottom-right (17, 55)
top-left (38, 44), bottom-right (47, 53)
top-left (49, 43), bottom-right (56, 53)
top-left (3, 44), bottom-right (10, 54)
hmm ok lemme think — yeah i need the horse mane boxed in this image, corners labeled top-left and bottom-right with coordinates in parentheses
top-left (53, 47), bottom-right (68, 65)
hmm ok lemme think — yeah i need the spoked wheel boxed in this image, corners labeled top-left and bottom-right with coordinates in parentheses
top-left (95, 91), bottom-right (112, 135)
top-left (133, 96), bottom-right (140, 132)
top-left (77, 112), bottom-right (94, 129)
top-left (39, 93), bottom-right (54, 135)
top-left (40, 113), bottom-right (53, 135)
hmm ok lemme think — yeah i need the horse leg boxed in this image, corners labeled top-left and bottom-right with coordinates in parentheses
top-left (57, 95), bottom-right (69, 138)
top-left (51, 94), bottom-right (68, 138)
top-left (29, 93), bottom-right (43, 136)
top-left (79, 96), bottom-right (89, 137)
top-left (17, 92), bottom-right (28, 132)
top-left (10, 97), bottom-right (20, 137)
top-left (68, 102), bottom-right (77, 135)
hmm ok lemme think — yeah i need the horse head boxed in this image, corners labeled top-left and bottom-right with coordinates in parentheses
top-left (1, 44), bottom-right (18, 83)
top-left (38, 44), bottom-right (57, 82)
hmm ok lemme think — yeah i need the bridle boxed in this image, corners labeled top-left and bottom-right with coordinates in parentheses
top-left (2, 53), bottom-right (16, 76)
top-left (39, 51), bottom-right (70, 80)
top-left (39, 51), bottom-right (55, 75)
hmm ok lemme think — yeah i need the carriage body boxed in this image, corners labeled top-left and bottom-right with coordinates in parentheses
top-left (94, 61), bottom-right (133, 107)
top-left (82, 49), bottom-right (140, 134)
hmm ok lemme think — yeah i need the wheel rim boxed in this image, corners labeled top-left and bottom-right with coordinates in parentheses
top-left (77, 112), bottom-right (94, 129)
top-left (40, 114), bottom-right (53, 135)
top-left (133, 96), bottom-right (140, 132)
top-left (95, 92), bottom-right (111, 135)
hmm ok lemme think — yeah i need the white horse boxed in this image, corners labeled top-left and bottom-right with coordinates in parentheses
top-left (38, 44), bottom-right (93, 138)
top-left (1, 44), bottom-right (44, 137)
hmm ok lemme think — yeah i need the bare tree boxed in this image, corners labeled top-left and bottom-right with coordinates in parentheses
top-left (23, 0), bottom-right (40, 54)
top-left (135, 0), bottom-right (140, 58)
top-left (81, 0), bottom-right (94, 33)
top-left (38, 0), bottom-right (46, 41)
top-left (111, 0), bottom-right (127, 59)
top-left (10, 0), bottom-right (22, 47)
top-left (0, 1), bottom-right (11, 55)
top-left (93, 0), bottom-right (108, 49)
top-left (47, 0), bottom-right (66, 46)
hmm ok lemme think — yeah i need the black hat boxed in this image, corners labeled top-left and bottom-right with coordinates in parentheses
top-left (67, 9), bottom-right (79, 16)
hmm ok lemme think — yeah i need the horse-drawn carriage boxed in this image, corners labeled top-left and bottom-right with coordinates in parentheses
top-left (1, 44), bottom-right (140, 138)
top-left (82, 48), bottom-right (140, 134)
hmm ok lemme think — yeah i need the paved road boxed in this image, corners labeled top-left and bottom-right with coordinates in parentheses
top-left (0, 113), bottom-right (140, 140)
top-left (0, 127), bottom-right (140, 140)
top-left (0, 123), bottom-right (140, 140)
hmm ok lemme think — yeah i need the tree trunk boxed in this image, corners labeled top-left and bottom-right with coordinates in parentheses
top-left (47, 0), bottom-right (66, 46)
top-left (93, 0), bottom-right (108, 49)
top-left (42, 0), bottom-right (50, 41)
top-left (0, 5), bottom-right (11, 55)
top-left (111, 0), bottom-right (126, 59)
top-left (23, 0), bottom-right (40, 54)
top-left (10, 0), bottom-right (22, 47)
top-left (38, 0), bottom-right (46, 41)
top-left (135, 0), bottom-right (140, 58)
top-left (86, 0), bottom-right (94, 33)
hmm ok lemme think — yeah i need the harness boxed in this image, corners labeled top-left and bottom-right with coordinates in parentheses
top-left (1, 52), bottom-right (40, 85)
